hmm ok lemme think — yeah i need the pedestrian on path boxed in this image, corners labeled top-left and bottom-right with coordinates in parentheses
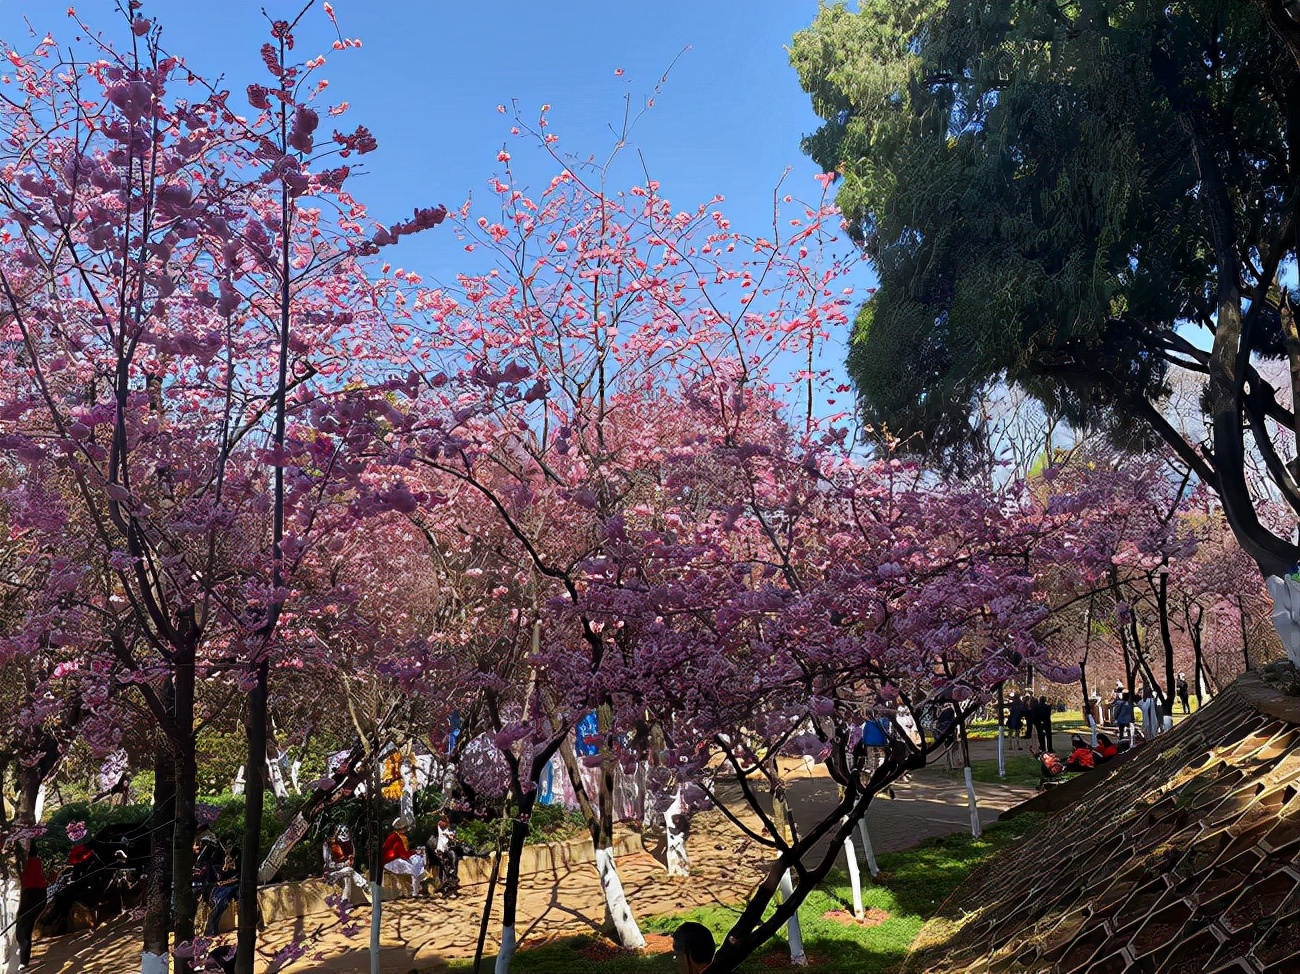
top-left (16, 840), bottom-right (47, 971)
top-left (1008, 694), bottom-right (1025, 750)
top-left (1139, 687), bottom-right (1159, 738)
top-left (1115, 693), bottom-right (1135, 744)
top-left (1176, 674), bottom-right (1190, 715)
top-left (1032, 695), bottom-right (1054, 753)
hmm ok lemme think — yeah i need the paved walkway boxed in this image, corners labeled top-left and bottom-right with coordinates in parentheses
top-left (32, 765), bottom-right (1035, 973)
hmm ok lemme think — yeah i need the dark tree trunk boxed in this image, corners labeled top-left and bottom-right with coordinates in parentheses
top-left (1238, 595), bottom-right (1253, 671)
top-left (499, 788), bottom-right (537, 940)
top-left (171, 642), bottom-right (198, 974)
top-left (472, 819), bottom-right (506, 974)
top-left (143, 720), bottom-right (177, 966)
top-left (1156, 569), bottom-right (1176, 716)
top-left (1187, 603), bottom-right (1209, 702)
top-left (235, 660), bottom-right (269, 974)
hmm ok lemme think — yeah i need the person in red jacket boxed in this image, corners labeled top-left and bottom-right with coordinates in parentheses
top-left (1065, 735), bottom-right (1096, 772)
top-left (17, 842), bottom-right (48, 970)
top-left (381, 819), bottom-right (425, 896)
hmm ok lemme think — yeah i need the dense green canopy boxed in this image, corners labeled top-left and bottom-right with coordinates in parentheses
top-left (792, 0), bottom-right (1300, 573)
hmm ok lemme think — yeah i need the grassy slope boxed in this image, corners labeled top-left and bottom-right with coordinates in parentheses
top-left (452, 813), bottom-right (1046, 973)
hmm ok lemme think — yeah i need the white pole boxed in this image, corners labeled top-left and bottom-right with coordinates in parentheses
top-left (996, 725), bottom-right (1005, 778)
top-left (777, 869), bottom-right (808, 966)
top-left (842, 828), bottom-right (864, 918)
top-left (964, 766), bottom-right (981, 838)
top-left (856, 815), bottom-right (879, 879)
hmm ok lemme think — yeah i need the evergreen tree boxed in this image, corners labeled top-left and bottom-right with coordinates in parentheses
top-left (792, 0), bottom-right (1300, 575)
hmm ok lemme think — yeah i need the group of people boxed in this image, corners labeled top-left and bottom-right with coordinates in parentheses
top-left (1006, 693), bottom-right (1059, 752)
top-left (322, 816), bottom-right (462, 902)
top-left (1031, 674), bottom-right (1196, 784)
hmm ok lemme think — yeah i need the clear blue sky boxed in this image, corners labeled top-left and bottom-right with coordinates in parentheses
top-left (0, 0), bottom-right (864, 383)
top-left (0, 3), bottom-right (849, 264)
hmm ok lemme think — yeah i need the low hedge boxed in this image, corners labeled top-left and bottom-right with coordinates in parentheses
top-left (39, 788), bottom-right (589, 882)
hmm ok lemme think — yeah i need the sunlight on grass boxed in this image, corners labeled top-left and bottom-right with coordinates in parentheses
top-left (450, 814), bottom-right (1046, 973)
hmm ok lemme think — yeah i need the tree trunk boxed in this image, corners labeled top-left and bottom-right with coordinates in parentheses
top-left (556, 734), bottom-right (645, 949)
top-left (840, 812), bottom-right (864, 918)
top-left (494, 788), bottom-right (537, 974)
top-left (769, 789), bottom-right (806, 967)
top-left (472, 812), bottom-right (508, 974)
top-left (142, 727), bottom-right (176, 974)
top-left (960, 724), bottom-right (980, 839)
top-left (1156, 569), bottom-right (1176, 717)
top-left (1239, 595), bottom-right (1254, 670)
top-left (171, 643), bottom-right (198, 974)
top-left (235, 660), bottom-right (269, 974)
top-left (664, 788), bottom-right (689, 878)
top-left (1188, 605), bottom-right (1210, 703)
top-left (855, 813), bottom-right (879, 879)
top-left (259, 742), bottom-right (371, 883)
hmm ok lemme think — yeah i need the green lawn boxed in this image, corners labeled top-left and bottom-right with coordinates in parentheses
top-left (450, 814), bottom-right (1046, 973)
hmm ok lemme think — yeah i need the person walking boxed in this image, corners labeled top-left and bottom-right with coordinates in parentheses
top-left (1085, 693), bottom-right (1101, 746)
top-left (16, 840), bottom-right (47, 971)
top-left (1008, 694), bottom-right (1025, 751)
top-left (1176, 673), bottom-right (1191, 715)
top-left (1116, 693), bottom-right (1135, 745)
top-left (1033, 695), bottom-right (1054, 753)
top-left (1139, 687), bottom-right (1159, 738)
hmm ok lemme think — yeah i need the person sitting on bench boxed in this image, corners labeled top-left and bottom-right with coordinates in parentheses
top-left (324, 824), bottom-right (369, 904)
top-left (381, 819), bottom-right (425, 896)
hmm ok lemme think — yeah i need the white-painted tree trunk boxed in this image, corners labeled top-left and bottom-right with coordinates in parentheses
top-left (494, 924), bottom-right (516, 974)
top-left (842, 828), bottom-right (864, 918)
top-left (777, 869), bottom-right (808, 966)
top-left (856, 815), bottom-right (879, 879)
top-left (1087, 714), bottom-right (1098, 747)
top-left (399, 762), bottom-right (416, 826)
top-left (664, 790), bottom-right (689, 878)
top-left (2, 875), bottom-right (19, 974)
top-left (141, 951), bottom-right (169, 974)
top-left (964, 766), bottom-right (981, 838)
top-left (594, 847), bottom-right (645, 948)
top-left (267, 755), bottom-right (289, 800)
top-left (1267, 575), bottom-right (1300, 667)
top-left (370, 880), bottom-right (382, 974)
top-left (33, 786), bottom-right (45, 824)
top-left (996, 725), bottom-right (1005, 778)
top-left (260, 810), bottom-right (311, 884)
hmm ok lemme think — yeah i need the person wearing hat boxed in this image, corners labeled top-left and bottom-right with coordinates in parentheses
top-left (324, 824), bottom-right (369, 904)
top-left (672, 921), bottom-right (716, 973)
top-left (381, 818), bottom-right (426, 896)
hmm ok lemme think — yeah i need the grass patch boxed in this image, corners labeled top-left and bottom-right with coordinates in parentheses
top-left (965, 754), bottom-right (1051, 788)
top-left (451, 814), bottom-right (1045, 973)
top-left (965, 709), bottom-right (1091, 741)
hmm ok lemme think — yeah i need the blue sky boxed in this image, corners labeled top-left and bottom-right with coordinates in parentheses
top-left (0, 0), bottom-right (864, 387)
top-left (0, 1), bottom-right (854, 274)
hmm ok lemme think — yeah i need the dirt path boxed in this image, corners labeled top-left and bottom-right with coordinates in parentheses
top-left (32, 766), bottom-right (1034, 973)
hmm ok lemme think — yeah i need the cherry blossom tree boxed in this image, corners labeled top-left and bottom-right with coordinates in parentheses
top-left (0, 6), bottom-right (444, 971)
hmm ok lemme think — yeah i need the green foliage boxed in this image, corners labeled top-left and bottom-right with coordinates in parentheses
top-left (790, 0), bottom-right (1296, 471)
